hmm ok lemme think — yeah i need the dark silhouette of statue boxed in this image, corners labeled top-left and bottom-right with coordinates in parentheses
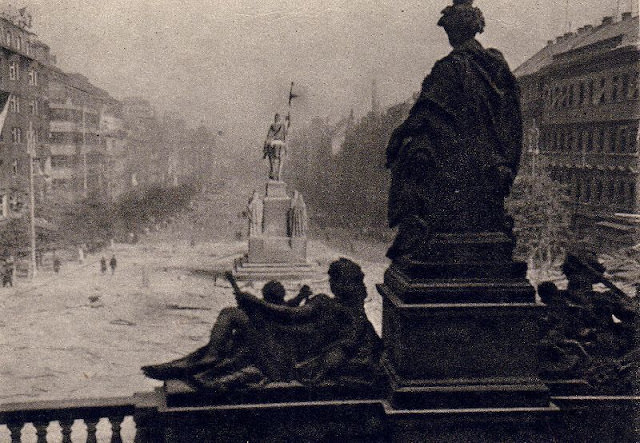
top-left (385, 0), bottom-right (522, 260)
top-left (536, 247), bottom-right (638, 393)
top-left (142, 259), bottom-right (383, 391)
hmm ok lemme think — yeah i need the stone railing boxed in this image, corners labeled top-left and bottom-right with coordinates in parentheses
top-left (0, 396), bottom-right (136, 442)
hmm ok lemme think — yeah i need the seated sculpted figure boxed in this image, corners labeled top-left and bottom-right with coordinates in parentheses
top-left (142, 279), bottom-right (312, 390)
top-left (236, 258), bottom-right (383, 387)
top-left (537, 248), bottom-right (639, 389)
top-left (142, 259), bottom-right (383, 391)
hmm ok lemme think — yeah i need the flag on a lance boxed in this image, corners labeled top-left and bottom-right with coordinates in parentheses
top-left (0, 90), bottom-right (11, 135)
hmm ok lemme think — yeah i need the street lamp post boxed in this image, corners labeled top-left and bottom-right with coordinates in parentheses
top-left (27, 121), bottom-right (37, 278)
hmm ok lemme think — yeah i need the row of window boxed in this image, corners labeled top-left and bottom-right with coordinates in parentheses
top-left (549, 168), bottom-right (636, 208)
top-left (541, 70), bottom-right (639, 111)
top-left (2, 27), bottom-right (33, 56)
top-left (2, 59), bottom-right (39, 84)
top-left (542, 123), bottom-right (638, 154)
top-left (7, 93), bottom-right (40, 115)
top-left (49, 108), bottom-right (98, 124)
top-left (49, 131), bottom-right (102, 145)
top-left (0, 126), bottom-right (43, 144)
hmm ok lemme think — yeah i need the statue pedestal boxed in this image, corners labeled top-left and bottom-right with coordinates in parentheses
top-left (234, 181), bottom-right (314, 281)
top-left (378, 232), bottom-right (552, 411)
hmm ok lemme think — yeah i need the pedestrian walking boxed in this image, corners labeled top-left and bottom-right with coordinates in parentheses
top-left (100, 256), bottom-right (107, 274)
top-left (53, 256), bottom-right (61, 274)
top-left (5, 256), bottom-right (14, 287)
top-left (109, 254), bottom-right (117, 275)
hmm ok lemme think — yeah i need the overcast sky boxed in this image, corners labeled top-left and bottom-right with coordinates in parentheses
top-left (21, 0), bottom-right (638, 148)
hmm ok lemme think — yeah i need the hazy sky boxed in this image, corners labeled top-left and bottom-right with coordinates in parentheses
top-left (21, 0), bottom-right (638, 148)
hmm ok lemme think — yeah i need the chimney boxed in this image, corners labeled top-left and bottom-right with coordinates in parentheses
top-left (547, 39), bottom-right (554, 46)
top-left (584, 25), bottom-right (594, 32)
top-left (601, 16), bottom-right (614, 25)
top-left (621, 12), bottom-right (632, 20)
top-left (556, 35), bottom-right (565, 43)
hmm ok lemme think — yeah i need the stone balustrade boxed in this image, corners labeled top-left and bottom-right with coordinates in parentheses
top-left (0, 396), bottom-right (135, 442)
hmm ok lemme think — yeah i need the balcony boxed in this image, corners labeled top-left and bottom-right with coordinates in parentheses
top-left (541, 151), bottom-right (638, 170)
top-left (47, 144), bottom-right (77, 156)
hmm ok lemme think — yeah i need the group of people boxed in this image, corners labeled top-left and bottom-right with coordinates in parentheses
top-left (100, 255), bottom-right (118, 275)
top-left (537, 248), bottom-right (638, 393)
top-left (142, 258), bottom-right (383, 391)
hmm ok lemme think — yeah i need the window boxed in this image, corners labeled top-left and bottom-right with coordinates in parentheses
top-left (611, 76), bottom-right (619, 101)
top-left (619, 127), bottom-right (627, 152)
top-left (567, 130), bottom-right (575, 151)
top-left (29, 99), bottom-right (37, 115)
top-left (568, 84), bottom-right (575, 107)
top-left (561, 85), bottom-right (568, 108)
top-left (595, 180), bottom-right (603, 202)
top-left (587, 79), bottom-right (594, 105)
top-left (630, 127), bottom-right (638, 153)
top-left (552, 86), bottom-right (560, 109)
top-left (51, 179), bottom-right (69, 189)
top-left (15, 35), bottom-right (21, 52)
top-left (5, 31), bottom-right (11, 47)
top-left (28, 69), bottom-right (38, 86)
top-left (9, 61), bottom-right (19, 81)
top-left (50, 155), bottom-right (68, 169)
top-left (9, 95), bottom-right (19, 113)
top-left (596, 78), bottom-right (607, 104)
top-left (606, 181), bottom-right (616, 204)
top-left (586, 129), bottom-right (593, 151)
top-left (11, 127), bottom-right (21, 143)
top-left (11, 159), bottom-right (18, 175)
top-left (610, 128), bottom-right (617, 152)
top-left (622, 73), bottom-right (630, 99)
top-left (578, 82), bottom-right (585, 106)
top-left (626, 182), bottom-right (636, 207)
top-left (628, 71), bottom-right (639, 99)
top-left (597, 127), bottom-right (606, 152)
top-left (584, 179), bottom-right (592, 202)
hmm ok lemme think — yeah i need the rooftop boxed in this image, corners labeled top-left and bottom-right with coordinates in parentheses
top-left (514, 13), bottom-right (639, 78)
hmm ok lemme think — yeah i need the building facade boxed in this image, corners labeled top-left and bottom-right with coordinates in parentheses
top-left (515, 12), bottom-right (640, 249)
top-left (45, 70), bottom-right (127, 201)
top-left (0, 12), bottom-right (53, 220)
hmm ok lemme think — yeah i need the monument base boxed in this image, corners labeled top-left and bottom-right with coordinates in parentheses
top-left (379, 231), bottom-right (551, 411)
top-left (233, 256), bottom-right (315, 281)
top-left (133, 385), bottom-right (566, 442)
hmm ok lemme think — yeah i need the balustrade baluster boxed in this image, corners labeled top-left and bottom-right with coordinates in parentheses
top-left (59, 419), bottom-right (74, 443)
top-left (85, 417), bottom-right (99, 443)
top-left (109, 415), bottom-right (125, 443)
top-left (33, 421), bottom-right (49, 443)
top-left (7, 422), bottom-right (23, 443)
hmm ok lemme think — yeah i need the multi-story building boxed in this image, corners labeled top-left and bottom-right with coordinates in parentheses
top-left (515, 12), bottom-right (640, 249)
top-left (45, 70), bottom-right (127, 201)
top-left (121, 97), bottom-right (164, 187)
top-left (0, 10), bottom-right (54, 220)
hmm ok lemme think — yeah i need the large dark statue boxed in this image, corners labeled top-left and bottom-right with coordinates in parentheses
top-left (142, 259), bottom-right (383, 391)
top-left (385, 0), bottom-right (522, 260)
